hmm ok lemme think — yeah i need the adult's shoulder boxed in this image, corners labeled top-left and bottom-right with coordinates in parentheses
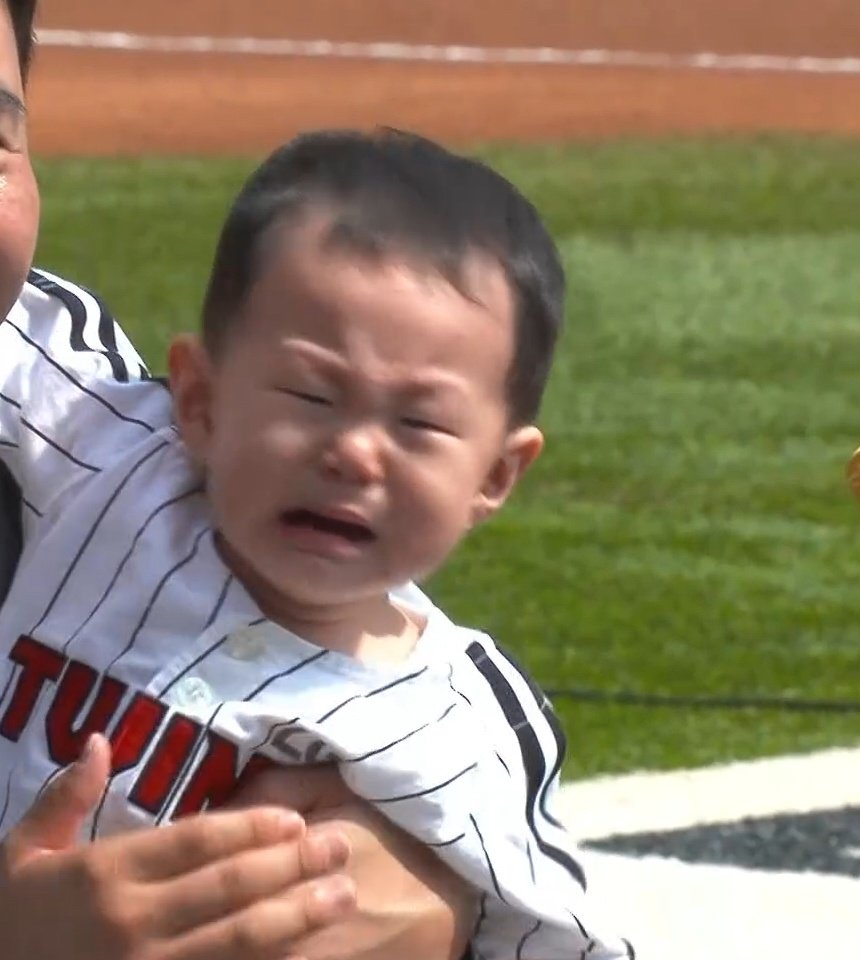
top-left (2, 269), bottom-right (169, 512)
top-left (8, 268), bottom-right (149, 382)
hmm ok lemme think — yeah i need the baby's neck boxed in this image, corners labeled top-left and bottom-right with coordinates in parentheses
top-left (214, 534), bottom-right (423, 663)
top-left (264, 595), bottom-right (423, 664)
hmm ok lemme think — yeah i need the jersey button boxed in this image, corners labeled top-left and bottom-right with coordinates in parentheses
top-left (173, 676), bottom-right (214, 709)
top-left (227, 628), bottom-right (266, 661)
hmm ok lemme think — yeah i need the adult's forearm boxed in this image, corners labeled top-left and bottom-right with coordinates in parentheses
top-left (228, 764), bottom-right (477, 960)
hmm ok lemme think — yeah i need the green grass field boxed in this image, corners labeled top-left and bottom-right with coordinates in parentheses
top-left (34, 137), bottom-right (860, 778)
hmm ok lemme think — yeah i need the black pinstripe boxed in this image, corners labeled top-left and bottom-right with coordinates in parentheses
top-left (472, 894), bottom-right (488, 955)
top-left (156, 613), bottom-right (266, 699)
top-left (316, 665), bottom-right (429, 723)
top-left (366, 760), bottom-right (476, 804)
top-left (340, 700), bottom-right (459, 764)
top-left (465, 639), bottom-right (588, 891)
top-left (243, 716), bottom-right (301, 758)
top-left (426, 831), bottom-right (465, 848)
top-left (20, 416), bottom-right (100, 472)
top-left (0, 391), bottom-right (22, 412)
top-left (243, 649), bottom-right (329, 702)
top-left (116, 605), bottom-right (263, 830)
top-left (153, 700), bottom-right (230, 828)
top-left (201, 572), bottom-right (236, 633)
top-left (4, 317), bottom-right (156, 433)
top-left (0, 666), bottom-right (16, 719)
top-left (29, 439), bottom-right (170, 634)
top-left (27, 271), bottom-right (133, 383)
top-left (0, 770), bottom-right (12, 829)
top-left (496, 644), bottom-right (567, 831)
top-left (469, 813), bottom-right (506, 903)
top-left (63, 486), bottom-right (204, 656)
top-left (446, 662), bottom-right (514, 777)
top-left (516, 919), bottom-right (542, 960)
top-left (104, 526), bottom-right (211, 674)
top-left (156, 647), bottom-right (333, 824)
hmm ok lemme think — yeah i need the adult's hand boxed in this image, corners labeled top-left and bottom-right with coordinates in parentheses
top-left (229, 764), bottom-right (477, 960)
top-left (0, 735), bottom-right (357, 960)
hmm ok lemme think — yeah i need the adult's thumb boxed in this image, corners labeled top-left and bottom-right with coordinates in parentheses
top-left (6, 733), bottom-right (111, 862)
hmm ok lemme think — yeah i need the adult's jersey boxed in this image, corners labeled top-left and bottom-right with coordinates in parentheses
top-left (0, 270), bottom-right (148, 601)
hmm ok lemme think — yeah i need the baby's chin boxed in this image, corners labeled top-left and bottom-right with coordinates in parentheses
top-left (215, 526), bottom-right (420, 618)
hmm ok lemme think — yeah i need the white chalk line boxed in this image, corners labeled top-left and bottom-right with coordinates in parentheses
top-left (558, 745), bottom-right (860, 840)
top-left (36, 28), bottom-right (860, 76)
top-left (558, 747), bottom-right (860, 960)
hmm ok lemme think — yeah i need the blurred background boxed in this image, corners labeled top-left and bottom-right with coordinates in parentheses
top-left (26, 5), bottom-right (860, 950)
top-left (27, 0), bottom-right (860, 780)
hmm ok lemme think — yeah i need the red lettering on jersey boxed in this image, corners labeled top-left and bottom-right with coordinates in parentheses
top-left (130, 713), bottom-right (201, 814)
top-left (46, 661), bottom-right (128, 765)
top-left (110, 692), bottom-right (169, 773)
top-left (0, 636), bottom-right (66, 742)
top-left (170, 731), bottom-right (235, 817)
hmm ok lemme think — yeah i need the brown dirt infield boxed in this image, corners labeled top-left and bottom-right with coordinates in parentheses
top-left (29, 0), bottom-right (860, 155)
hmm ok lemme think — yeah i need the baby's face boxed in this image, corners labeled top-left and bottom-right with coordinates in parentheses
top-left (171, 218), bottom-right (542, 622)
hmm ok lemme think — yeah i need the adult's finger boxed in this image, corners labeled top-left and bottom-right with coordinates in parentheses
top-left (162, 875), bottom-right (357, 960)
top-left (289, 805), bottom-right (477, 960)
top-left (154, 827), bottom-right (351, 937)
top-left (121, 806), bottom-right (306, 882)
top-left (6, 733), bottom-right (111, 861)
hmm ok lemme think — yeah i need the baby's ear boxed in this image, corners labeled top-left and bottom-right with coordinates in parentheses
top-left (471, 426), bottom-right (543, 526)
top-left (168, 335), bottom-right (214, 464)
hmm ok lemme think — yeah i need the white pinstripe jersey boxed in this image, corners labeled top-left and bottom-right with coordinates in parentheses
top-left (0, 270), bottom-right (633, 960)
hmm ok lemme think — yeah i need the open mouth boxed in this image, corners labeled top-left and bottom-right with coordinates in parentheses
top-left (281, 508), bottom-right (376, 543)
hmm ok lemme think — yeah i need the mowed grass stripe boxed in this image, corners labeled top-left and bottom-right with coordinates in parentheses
top-left (33, 138), bottom-right (860, 777)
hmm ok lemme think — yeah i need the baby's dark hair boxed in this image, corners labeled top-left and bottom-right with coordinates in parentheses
top-left (5, 0), bottom-right (37, 81)
top-left (201, 128), bottom-right (565, 425)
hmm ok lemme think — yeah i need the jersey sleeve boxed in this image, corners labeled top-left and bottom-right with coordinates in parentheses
top-left (334, 615), bottom-right (634, 960)
top-left (0, 269), bottom-right (156, 524)
top-left (448, 632), bottom-right (635, 959)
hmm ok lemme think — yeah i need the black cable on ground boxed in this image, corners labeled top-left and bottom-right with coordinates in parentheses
top-left (543, 687), bottom-right (860, 713)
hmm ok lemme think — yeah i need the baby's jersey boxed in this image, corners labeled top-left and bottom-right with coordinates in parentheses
top-left (0, 271), bottom-right (633, 960)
